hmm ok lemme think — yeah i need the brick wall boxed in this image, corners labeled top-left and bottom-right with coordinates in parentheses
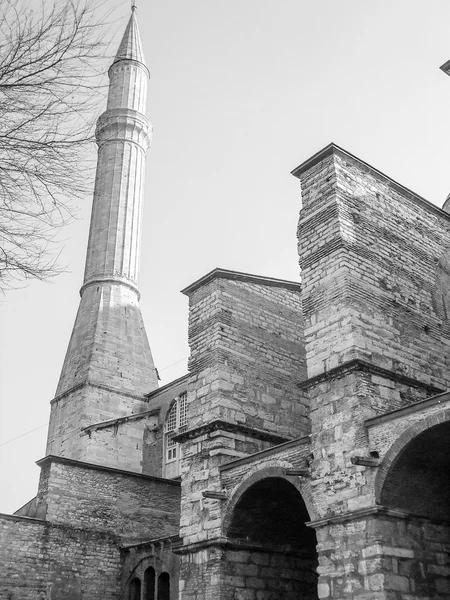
top-left (184, 272), bottom-right (307, 439)
top-left (295, 145), bottom-right (450, 389)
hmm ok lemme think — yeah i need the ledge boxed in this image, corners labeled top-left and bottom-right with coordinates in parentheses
top-left (219, 435), bottom-right (310, 472)
top-left (291, 143), bottom-right (450, 224)
top-left (80, 276), bottom-right (140, 299)
top-left (36, 455), bottom-right (181, 486)
top-left (365, 390), bottom-right (450, 428)
top-left (181, 267), bottom-right (301, 296)
top-left (121, 534), bottom-right (181, 551)
top-left (0, 512), bottom-right (46, 524)
top-left (297, 359), bottom-right (444, 395)
top-left (307, 505), bottom-right (450, 529)
top-left (81, 408), bottom-right (160, 436)
top-left (172, 536), bottom-right (314, 556)
top-left (51, 380), bottom-right (150, 405)
top-left (173, 420), bottom-right (290, 446)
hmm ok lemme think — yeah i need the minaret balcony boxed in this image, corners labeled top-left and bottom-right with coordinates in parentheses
top-left (95, 108), bottom-right (152, 150)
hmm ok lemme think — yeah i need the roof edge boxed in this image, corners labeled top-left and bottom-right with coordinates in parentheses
top-left (145, 373), bottom-right (190, 399)
top-left (181, 267), bottom-right (302, 296)
top-left (291, 143), bottom-right (450, 224)
top-left (36, 455), bottom-right (181, 486)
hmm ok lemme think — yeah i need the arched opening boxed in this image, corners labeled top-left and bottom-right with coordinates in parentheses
top-left (144, 567), bottom-right (155, 600)
top-left (157, 572), bottom-right (170, 600)
top-left (128, 577), bottom-right (141, 600)
top-left (381, 422), bottom-right (450, 520)
top-left (225, 477), bottom-right (318, 599)
top-left (380, 422), bottom-right (450, 597)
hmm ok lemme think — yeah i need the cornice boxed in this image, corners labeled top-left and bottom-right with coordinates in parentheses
top-left (291, 143), bottom-right (450, 223)
top-left (297, 359), bottom-right (444, 395)
top-left (173, 419), bottom-right (290, 445)
top-left (51, 380), bottom-right (149, 405)
top-left (307, 505), bottom-right (450, 529)
top-left (219, 435), bottom-right (310, 472)
top-left (181, 267), bottom-right (301, 296)
top-left (172, 536), bottom-right (313, 556)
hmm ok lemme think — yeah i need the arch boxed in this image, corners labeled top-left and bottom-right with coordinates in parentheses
top-left (223, 469), bottom-right (318, 600)
top-left (144, 566), bottom-right (155, 600)
top-left (222, 465), bottom-right (316, 534)
top-left (128, 577), bottom-right (141, 600)
top-left (375, 408), bottom-right (450, 505)
top-left (157, 572), bottom-right (170, 600)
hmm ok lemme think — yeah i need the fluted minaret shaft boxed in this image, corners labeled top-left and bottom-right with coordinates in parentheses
top-left (83, 9), bottom-right (151, 293)
top-left (47, 9), bottom-right (159, 468)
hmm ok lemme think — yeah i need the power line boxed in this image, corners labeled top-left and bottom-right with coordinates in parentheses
top-left (0, 423), bottom-right (47, 447)
top-left (0, 355), bottom-right (190, 448)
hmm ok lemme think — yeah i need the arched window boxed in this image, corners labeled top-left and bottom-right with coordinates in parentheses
top-left (129, 577), bottom-right (141, 600)
top-left (144, 567), bottom-right (155, 600)
top-left (157, 572), bottom-right (170, 600)
top-left (164, 392), bottom-right (187, 478)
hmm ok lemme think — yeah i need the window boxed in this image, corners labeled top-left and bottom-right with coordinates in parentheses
top-left (164, 393), bottom-right (187, 477)
top-left (157, 573), bottom-right (170, 600)
top-left (144, 567), bottom-right (155, 600)
top-left (129, 578), bottom-right (141, 600)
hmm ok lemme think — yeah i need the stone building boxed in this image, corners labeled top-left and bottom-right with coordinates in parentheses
top-left (1, 7), bottom-right (449, 600)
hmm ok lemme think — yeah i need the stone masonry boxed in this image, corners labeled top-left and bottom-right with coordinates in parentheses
top-left (1, 8), bottom-right (450, 599)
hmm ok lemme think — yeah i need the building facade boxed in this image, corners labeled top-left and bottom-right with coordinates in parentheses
top-left (1, 8), bottom-right (449, 600)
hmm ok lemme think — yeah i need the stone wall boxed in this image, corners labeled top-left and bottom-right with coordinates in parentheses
top-left (222, 547), bottom-right (318, 600)
top-left (37, 456), bottom-right (180, 544)
top-left (46, 375), bottom-right (189, 477)
top-left (0, 514), bottom-right (121, 600)
top-left (314, 512), bottom-right (450, 600)
top-left (46, 382), bottom-right (151, 471)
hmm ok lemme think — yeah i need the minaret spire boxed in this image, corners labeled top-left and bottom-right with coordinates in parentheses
top-left (46, 8), bottom-right (159, 470)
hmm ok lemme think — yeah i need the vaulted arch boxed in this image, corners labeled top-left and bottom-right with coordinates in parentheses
top-left (222, 470), bottom-right (318, 600)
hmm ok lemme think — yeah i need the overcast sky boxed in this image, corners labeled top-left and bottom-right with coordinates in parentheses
top-left (1, 0), bottom-right (450, 513)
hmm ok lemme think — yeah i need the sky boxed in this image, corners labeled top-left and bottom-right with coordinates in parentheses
top-left (1, 0), bottom-right (450, 513)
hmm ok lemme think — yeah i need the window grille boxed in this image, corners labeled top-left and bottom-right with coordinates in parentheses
top-left (164, 393), bottom-right (188, 469)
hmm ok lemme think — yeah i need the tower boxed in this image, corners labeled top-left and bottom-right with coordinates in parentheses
top-left (45, 6), bottom-right (159, 471)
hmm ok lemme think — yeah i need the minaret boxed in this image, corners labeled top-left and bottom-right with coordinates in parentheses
top-left (46, 6), bottom-right (159, 469)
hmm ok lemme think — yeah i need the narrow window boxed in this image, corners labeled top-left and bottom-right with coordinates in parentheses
top-left (129, 577), bottom-right (141, 600)
top-left (157, 572), bottom-right (170, 600)
top-left (144, 567), bottom-right (155, 600)
top-left (164, 392), bottom-right (187, 477)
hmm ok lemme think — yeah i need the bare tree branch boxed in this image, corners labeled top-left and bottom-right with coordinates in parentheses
top-left (0, 0), bottom-right (114, 291)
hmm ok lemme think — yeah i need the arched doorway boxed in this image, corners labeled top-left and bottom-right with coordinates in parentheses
top-left (225, 477), bottom-right (318, 599)
top-left (379, 421), bottom-right (450, 597)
